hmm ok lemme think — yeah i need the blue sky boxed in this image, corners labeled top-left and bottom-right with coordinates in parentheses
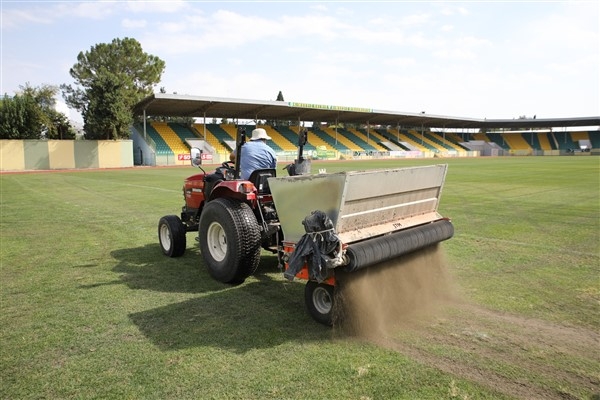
top-left (1, 1), bottom-right (599, 123)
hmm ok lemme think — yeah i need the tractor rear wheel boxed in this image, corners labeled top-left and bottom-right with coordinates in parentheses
top-left (198, 198), bottom-right (261, 284)
top-left (305, 281), bottom-right (335, 326)
top-left (158, 215), bottom-right (187, 257)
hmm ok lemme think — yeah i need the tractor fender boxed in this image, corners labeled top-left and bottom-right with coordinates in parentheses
top-left (208, 180), bottom-right (257, 203)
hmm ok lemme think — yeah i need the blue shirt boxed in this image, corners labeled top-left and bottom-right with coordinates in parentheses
top-left (234, 140), bottom-right (277, 180)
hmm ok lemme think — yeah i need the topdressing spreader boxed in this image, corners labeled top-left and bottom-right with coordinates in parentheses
top-left (158, 127), bottom-right (454, 325)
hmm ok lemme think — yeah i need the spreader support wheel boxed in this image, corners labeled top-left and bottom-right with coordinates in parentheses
top-left (305, 281), bottom-right (335, 326)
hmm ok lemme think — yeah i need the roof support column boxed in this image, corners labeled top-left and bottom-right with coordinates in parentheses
top-left (143, 109), bottom-right (147, 140)
top-left (443, 125), bottom-right (446, 145)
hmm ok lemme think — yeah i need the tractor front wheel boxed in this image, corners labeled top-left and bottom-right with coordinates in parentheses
top-left (198, 198), bottom-right (261, 284)
top-left (305, 281), bottom-right (335, 326)
top-left (158, 215), bottom-right (187, 257)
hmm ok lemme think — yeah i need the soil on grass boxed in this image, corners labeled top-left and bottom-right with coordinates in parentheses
top-left (333, 245), bottom-right (600, 400)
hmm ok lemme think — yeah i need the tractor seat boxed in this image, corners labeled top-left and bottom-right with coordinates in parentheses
top-left (248, 169), bottom-right (276, 195)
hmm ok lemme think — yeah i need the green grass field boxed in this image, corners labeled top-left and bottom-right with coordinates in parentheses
top-left (1, 156), bottom-right (598, 399)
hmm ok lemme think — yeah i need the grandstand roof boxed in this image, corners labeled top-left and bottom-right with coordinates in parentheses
top-left (133, 93), bottom-right (600, 130)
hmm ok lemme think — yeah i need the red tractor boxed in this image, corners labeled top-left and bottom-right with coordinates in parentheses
top-left (158, 127), bottom-right (300, 281)
top-left (158, 127), bottom-right (453, 325)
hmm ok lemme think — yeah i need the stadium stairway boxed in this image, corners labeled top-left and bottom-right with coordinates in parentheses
top-left (425, 132), bottom-right (466, 152)
top-left (343, 128), bottom-right (384, 151)
top-left (218, 124), bottom-right (285, 152)
top-left (318, 127), bottom-right (358, 151)
top-left (168, 122), bottom-right (199, 143)
top-left (501, 133), bottom-right (532, 151)
top-left (151, 122), bottom-right (190, 156)
top-left (219, 124), bottom-right (243, 141)
top-left (135, 123), bottom-right (173, 156)
top-left (312, 129), bottom-right (343, 150)
top-left (472, 132), bottom-right (489, 141)
top-left (290, 126), bottom-right (335, 151)
top-left (375, 129), bottom-right (412, 150)
top-left (356, 128), bottom-right (389, 150)
top-left (256, 125), bottom-right (294, 151)
top-left (275, 126), bottom-right (317, 151)
top-left (588, 132), bottom-right (600, 149)
top-left (445, 131), bottom-right (468, 144)
top-left (551, 132), bottom-right (579, 151)
top-left (570, 131), bottom-right (590, 142)
top-left (537, 132), bottom-right (553, 150)
top-left (194, 124), bottom-right (232, 154)
top-left (486, 132), bottom-right (509, 149)
top-left (570, 131), bottom-right (592, 150)
top-left (524, 131), bottom-right (542, 150)
top-left (405, 129), bottom-right (446, 152)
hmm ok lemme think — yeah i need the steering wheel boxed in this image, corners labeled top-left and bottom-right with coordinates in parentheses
top-left (221, 161), bottom-right (235, 170)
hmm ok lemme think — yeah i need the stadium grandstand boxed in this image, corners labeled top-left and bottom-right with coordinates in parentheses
top-left (132, 93), bottom-right (600, 166)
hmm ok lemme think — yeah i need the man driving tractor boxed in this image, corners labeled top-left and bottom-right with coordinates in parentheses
top-left (230, 127), bottom-right (278, 180)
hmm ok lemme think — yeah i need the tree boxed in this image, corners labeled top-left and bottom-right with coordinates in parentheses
top-left (0, 83), bottom-right (75, 139)
top-left (0, 92), bottom-right (40, 139)
top-left (61, 37), bottom-right (165, 140)
top-left (268, 90), bottom-right (288, 127)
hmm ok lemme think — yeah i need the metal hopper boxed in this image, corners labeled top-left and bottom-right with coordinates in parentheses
top-left (269, 164), bottom-right (454, 273)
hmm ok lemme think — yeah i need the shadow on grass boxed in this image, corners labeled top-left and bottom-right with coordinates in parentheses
top-left (105, 243), bottom-right (286, 294)
top-left (128, 260), bottom-right (332, 352)
top-left (107, 242), bottom-right (330, 351)
top-left (129, 279), bottom-right (331, 353)
top-left (101, 243), bottom-right (225, 293)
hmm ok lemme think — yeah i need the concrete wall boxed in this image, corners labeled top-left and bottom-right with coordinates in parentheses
top-left (0, 140), bottom-right (25, 171)
top-left (0, 140), bottom-right (133, 172)
top-left (131, 127), bottom-right (156, 166)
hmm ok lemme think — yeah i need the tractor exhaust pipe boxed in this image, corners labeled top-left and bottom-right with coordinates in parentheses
top-left (343, 219), bottom-right (454, 273)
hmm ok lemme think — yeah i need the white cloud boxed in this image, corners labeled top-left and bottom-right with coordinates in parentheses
top-left (1, 1), bottom-right (597, 119)
top-left (122, 18), bottom-right (147, 29)
top-left (156, 21), bottom-right (186, 34)
top-left (1, 1), bottom-right (116, 30)
top-left (55, 2), bottom-right (116, 20)
top-left (433, 48), bottom-right (476, 61)
top-left (1, 7), bottom-right (54, 29)
top-left (383, 57), bottom-right (417, 67)
top-left (458, 7), bottom-right (469, 16)
top-left (310, 4), bottom-right (328, 12)
top-left (440, 5), bottom-right (470, 17)
top-left (124, 0), bottom-right (189, 14)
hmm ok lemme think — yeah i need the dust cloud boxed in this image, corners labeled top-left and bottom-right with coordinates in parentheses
top-left (333, 244), bottom-right (457, 338)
